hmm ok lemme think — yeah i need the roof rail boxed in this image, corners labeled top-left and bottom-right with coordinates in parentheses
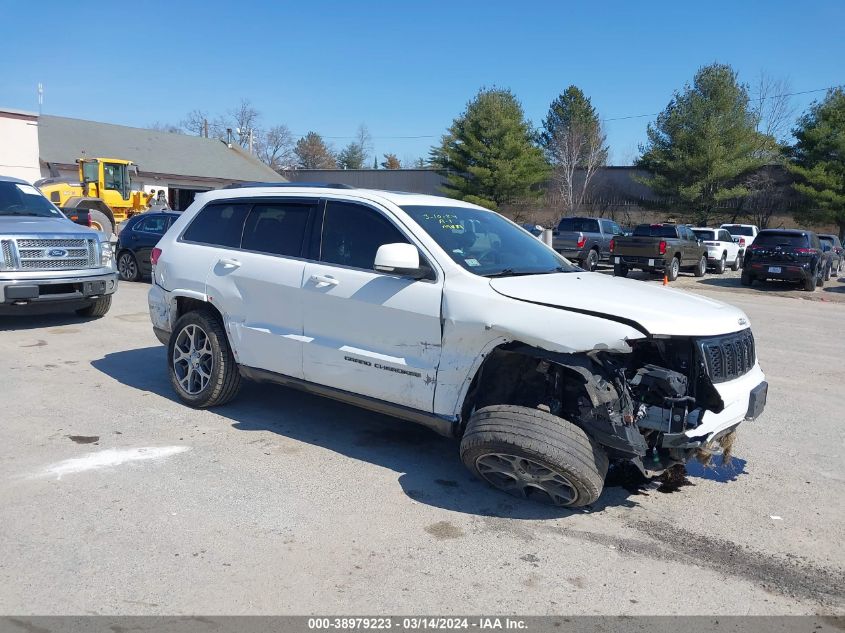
top-left (223, 182), bottom-right (355, 190)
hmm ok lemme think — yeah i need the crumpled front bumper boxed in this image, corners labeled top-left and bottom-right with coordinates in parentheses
top-left (661, 363), bottom-right (767, 450)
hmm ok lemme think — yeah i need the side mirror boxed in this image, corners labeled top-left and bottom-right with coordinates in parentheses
top-left (374, 243), bottom-right (426, 278)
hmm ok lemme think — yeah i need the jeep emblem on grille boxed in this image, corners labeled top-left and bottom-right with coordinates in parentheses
top-left (47, 248), bottom-right (68, 257)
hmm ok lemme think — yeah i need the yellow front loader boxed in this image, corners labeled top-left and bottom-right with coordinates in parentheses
top-left (37, 158), bottom-right (152, 235)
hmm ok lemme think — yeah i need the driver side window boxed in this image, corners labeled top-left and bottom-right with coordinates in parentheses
top-left (320, 201), bottom-right (410, 270)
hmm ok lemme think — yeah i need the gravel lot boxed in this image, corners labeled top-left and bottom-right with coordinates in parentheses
top-left (1, 276), bottom-right (843, 615)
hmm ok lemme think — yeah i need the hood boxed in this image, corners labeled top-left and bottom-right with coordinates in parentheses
top-left (489, 272), bottom-right (749, 337)
top-left (0, 215), bottom-right (101, 238)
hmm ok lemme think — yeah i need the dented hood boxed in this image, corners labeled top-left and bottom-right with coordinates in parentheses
top-left (489, 272), bottom-right (749, 337)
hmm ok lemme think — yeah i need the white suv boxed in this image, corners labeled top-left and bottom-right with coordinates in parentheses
top-left (148, 185), bottom-right (768, 507)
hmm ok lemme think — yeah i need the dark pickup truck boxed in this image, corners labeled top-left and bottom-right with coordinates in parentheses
top-left (742, 229), bottom-right (830, 291)
top-left (611, 223), bottom-right (708, 280)
top-left (552, 216), bottom-right (624, 271)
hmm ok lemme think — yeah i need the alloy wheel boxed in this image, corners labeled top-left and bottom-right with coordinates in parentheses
top-left (172, 324), bottom-right (214, 395)
top-left (475, 453), bottom-right (578, 506)
top-left (118, 253), bottom-right (137, 280)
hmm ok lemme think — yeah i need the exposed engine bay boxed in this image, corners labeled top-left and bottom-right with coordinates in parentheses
top-left (462, 332), bottom-right (755, 474)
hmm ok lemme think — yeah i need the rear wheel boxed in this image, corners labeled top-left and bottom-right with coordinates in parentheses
top-left (460, 405), bottom-right (608, 507)
top-left (583, 249), bottom-right (599, 272)
top-left (804, 270), bottom-right (817, 291)
top-left (117, 251), bottom-right (141, 282)
top-left (75, 295), bottom-right (112, 318)
top-left (741, 271), bottom-right (754, 286)
top-left (694, 255), bottom-right (707, 277)
top-left (88, 209), bottom-right (115, 237)
top-left (168, 309), bottom-right (241, 408)
top-left (731, 253), bottom-right (742, 271)
top-left (715, 253), bottom-right (727, 274)
top-left (666, 256), bottom-right (680, 281)
top-left (823, 264), bottom-right (831, 281)
top-left (613, 262), bottom-right (628, 277)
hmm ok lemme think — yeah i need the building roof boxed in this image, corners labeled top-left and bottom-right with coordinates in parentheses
top-left (37, 115), bottom-right (285, 183)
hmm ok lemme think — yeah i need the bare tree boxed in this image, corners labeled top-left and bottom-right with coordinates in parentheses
top-left (355, 124), bottom-right (373, 163)
top-left (752, 72), bottom-right (796, 142)
top-left (229, 99), bottom-right (261, 151)
top-left (180, 109), bottom-right (210, 136)
top-left (541, 87), bottom-right (609, 217)
top-left (255, 124), bottom-right (296, 171)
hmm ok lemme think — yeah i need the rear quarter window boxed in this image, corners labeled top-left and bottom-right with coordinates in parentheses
top-left (558, 218), bottom-right (599, 233)
top-left (753, 232), bottom-right (809, 248)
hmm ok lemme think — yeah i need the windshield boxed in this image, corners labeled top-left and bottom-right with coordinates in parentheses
top-left (633, 224), bottom-right (678, 238)
top-left (402, 205), bottom-right (578, 277)
top-left (0, 181), bottom-right (64, 218)
top-left (692, 229), bottom-right (716, 241)
top-left (753, 232), bottom-right (809, 248)
top-left (558, 217), bottom-right (599, 233)
top-left (723, 225), bottom-right (755, 237)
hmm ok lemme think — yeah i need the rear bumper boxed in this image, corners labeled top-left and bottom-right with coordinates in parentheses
top-left (0, 272), bottom-right (118, 305)
top-left (748, 262), bottom-right (811, 280)
top-left (615, 255), bottom-right (666, 269)
top-left (555, 248), bottom-right (589, 261)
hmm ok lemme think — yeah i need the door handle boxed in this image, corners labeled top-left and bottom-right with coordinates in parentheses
top-left (310, 274), bottom-right (339, 287)
top-left (218, 258), bottom-right (241, 269)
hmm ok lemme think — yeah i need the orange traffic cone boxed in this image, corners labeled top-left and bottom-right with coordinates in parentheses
top-left (663, 274), bottom-right (669, 286)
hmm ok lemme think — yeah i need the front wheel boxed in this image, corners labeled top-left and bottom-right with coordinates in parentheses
top-left (89, 209), bottom-right (115, 237)
top-left (694, 255), bottom-right (707, 277)
top-left (75, 295), bottom-right (112, 318)
top-left (168, 309), bottom-right (241, 408)
top-left (460, 405), bottom-right (608, 507)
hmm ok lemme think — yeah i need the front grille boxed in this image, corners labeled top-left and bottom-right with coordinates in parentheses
top-left (1, 237), bottom-right (98, 271)
top-left (698, 329), bottom-right (756, 383)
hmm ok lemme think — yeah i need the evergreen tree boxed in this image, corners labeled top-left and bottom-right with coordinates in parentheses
top-left (430, 87), bottom-right (548, 210)
top-left (637, 63), bottom-right (773, 225)
top-left (294, 132), bottom-right (337, 169)
top-left (381, 153), bottom-right (401, 169)
top-left (373, 156), bottom-right (379, 169)
top-left (789, 87), bottom-right (845, 239)
top-left (337, 142), bottom-right (366, 169)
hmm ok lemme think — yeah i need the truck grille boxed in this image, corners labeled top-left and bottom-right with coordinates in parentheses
top-left (0, 237), bottom-right (98, 271)
top-left (698, 329), bottom-right (756, 383)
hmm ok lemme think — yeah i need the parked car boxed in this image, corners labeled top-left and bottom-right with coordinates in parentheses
top-left (552, 216), bottom-right (624, 271)
top-left (691, 227), bottom-right (742, 273)
top-left (116, 211), bottom-right (181, 281)
top-left (148, 184), bottom-right (767, 508)
top-left (0, 176), bottom-right (117, 317)
top-left (611, 223), bottom-right (708, 280)
top-left (720, 224), bottom-right (759, 259)
top-left (742, 229), bottom-right (830, 291)
top-left (818, 234), bottom-right (843, 277)
top-left (519, 222), bottom-right (544, 237)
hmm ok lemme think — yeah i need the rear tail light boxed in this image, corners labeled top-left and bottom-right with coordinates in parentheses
top-left (151, 247), bottom-right (162, 265)
top-left (86, 214), bottom-right (91, 227)
top-left (658, 240), bottom-right (667, 255)
top-left (739, 237), bottom-right (746, 246)
top-left (576, 234), bottom-right (586, 248)
top-left (609, 238), bottom-right (615, 253)
top-left (794, 248), bottom-right (814, 254)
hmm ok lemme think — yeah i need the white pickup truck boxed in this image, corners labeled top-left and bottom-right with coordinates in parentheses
top-left (0, 176), bottom-right (117, 317)
top-left (148, 184), bottom-right (768, 507)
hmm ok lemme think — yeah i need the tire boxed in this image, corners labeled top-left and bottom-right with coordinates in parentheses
top-left (667, 256), bottom-right (680, 281)
top-left (75, 295), bottom-right (112, 318)
top-left (89, 209), bottom-right (115, 237)
top-left (715, 253), bottom-right (726, 274)
top-left (460, 405), bottom-right (608, 507)
top-left (117, 250), bottom-right (141, 282)
top-left (804, 271), bottom-right (816, 292)
top-left (731, 253), bottom-right (742, 271)
top-left (584, 249), bottom-right (599, 272)
top-left (693, 255), bottom-right (707, 277)
top-left (741, 271), bottom-right (754, 287)
top-left (613, 262), bottom-right (628, 277)
top-left (168, 308), bottom-right (241, 408)
top-left (823, 264), bottom-right (831, 281)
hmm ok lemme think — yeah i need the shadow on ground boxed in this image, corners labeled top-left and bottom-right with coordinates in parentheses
top-left (0, 310), bottom-right (94, 332)
top-left (91, 346), bottom-right (688, 519)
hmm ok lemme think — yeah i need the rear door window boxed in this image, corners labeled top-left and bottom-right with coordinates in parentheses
top-left (241, 202), bottom-right (314, 257)
top-left (137, 215), bottom-right (168, 234)
top-left (633, 225), bottom-right (678, 238)
top-left (558, 218), bottom-right (599, 233)
top-left (182, 203), bottom-right (251, 248)
top-left (692, 229), bottom-right (715, 241)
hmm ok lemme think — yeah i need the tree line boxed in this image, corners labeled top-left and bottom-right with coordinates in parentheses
top-left (150, 100), bottom-right (410, 171)
top-left (429, 64), bottom-right (844, 238)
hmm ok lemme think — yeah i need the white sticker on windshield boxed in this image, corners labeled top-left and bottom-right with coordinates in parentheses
top-left (465, 258), bottom-right (480, 267)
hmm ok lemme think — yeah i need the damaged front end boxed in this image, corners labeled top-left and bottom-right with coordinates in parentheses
top-left (464, 330), bottom-right (764, 475)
